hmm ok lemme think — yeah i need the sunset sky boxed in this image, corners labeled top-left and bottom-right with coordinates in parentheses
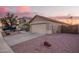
top-left (0, 6), bottom-right (79, 17)
top-left (0, 6), bottom-right (79, 25)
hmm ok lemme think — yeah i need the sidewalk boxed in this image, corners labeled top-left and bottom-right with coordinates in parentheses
top-left (0, 32), bottom-right (13, 53)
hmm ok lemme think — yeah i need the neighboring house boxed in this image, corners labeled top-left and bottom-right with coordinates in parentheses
top-left (29, 15), bottom-right (70, 34)
top-left (17, 17), bottom-right (31, 31)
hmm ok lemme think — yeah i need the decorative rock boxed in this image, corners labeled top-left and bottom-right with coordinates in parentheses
top-left (43, 41), bottom-right (51, 47)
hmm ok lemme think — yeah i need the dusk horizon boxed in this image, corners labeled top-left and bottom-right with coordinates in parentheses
top-left (1, 6), bottom-right (79, 17)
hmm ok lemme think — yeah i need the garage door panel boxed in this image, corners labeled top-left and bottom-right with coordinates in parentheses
top-left (31, 24), bottom-right (47, 34)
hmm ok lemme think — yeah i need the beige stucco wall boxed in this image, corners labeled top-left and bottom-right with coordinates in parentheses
top-left (47, 21), bottom-right (62, 34)
top-left (30, 16), bottom-right (49, 24)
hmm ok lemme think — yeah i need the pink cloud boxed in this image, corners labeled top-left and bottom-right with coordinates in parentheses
top-left (17, 6), bottom-right (31, 13)
top-left (0, 7), bottom-right (9, 13)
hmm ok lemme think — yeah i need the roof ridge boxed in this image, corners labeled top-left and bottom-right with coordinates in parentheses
top-left (29, 15), bottom-right (70, 25)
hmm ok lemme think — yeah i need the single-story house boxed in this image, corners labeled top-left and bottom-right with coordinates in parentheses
top-left (29, 15), bottom-right (70, 34)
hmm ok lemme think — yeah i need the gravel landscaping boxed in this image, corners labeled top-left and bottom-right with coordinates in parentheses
top-left (11, 34), bottom-right (79, 53)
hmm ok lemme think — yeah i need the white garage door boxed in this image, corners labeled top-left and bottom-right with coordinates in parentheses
top-left (31, 24), bottom-right (47, 34)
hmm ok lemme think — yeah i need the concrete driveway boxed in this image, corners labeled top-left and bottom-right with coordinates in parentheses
top-left (4, 31), bottom-right (45, 46)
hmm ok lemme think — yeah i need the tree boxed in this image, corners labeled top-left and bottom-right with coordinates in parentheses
top-left (6, 13), bottom-right (18, 26)
top-left (1, 12), bottom-right (18, 31)
top-left (18, 17), bottom-right (30, 31)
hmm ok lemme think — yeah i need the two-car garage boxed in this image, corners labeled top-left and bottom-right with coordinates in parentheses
top-left (30, 23), bottom-right (48, 34)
